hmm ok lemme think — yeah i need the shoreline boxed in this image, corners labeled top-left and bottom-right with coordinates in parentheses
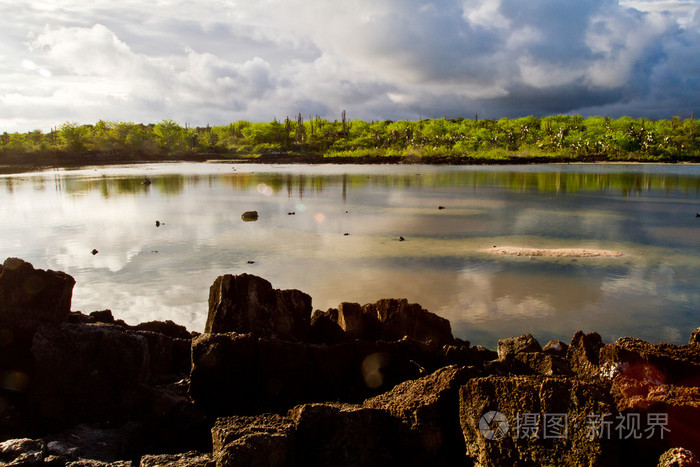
top-left (2, 149), bottom-right (700, 175)
top-left (1, 258), bottom-right (699, 465)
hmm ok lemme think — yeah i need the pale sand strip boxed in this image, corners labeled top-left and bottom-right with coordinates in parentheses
top-left (482, 246), bottom-right (624, 257)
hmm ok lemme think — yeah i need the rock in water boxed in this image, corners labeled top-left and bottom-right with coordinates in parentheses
top-left (205, 273), bottom-right (311, 341)
top-left (241, 211), bottom-right (258, 222)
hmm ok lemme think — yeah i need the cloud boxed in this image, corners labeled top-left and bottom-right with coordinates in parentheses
top-left (1, 0), bottom-right (699, 131)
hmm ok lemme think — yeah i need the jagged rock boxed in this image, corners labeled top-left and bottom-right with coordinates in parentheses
top-left (690, 328), bottom-right (700, 346)
top-left (29, 323), bottom-right (149, 429)
top-left (441, 342), bottom-right (498, 367)
top-left (658, 447), bottom-right (700, 466)
top-left (291, 403), bottom-right (407, 466)
top-left (89, 309), bottom-right (115, 324)
top-left (609, 364), bottom-right (700, 460)
top-left (364, 298), bottom-right (453, 346)
top-left (67, 460), bottom-right (133, 466)
top-left (363, 365), bottom-right (478, 464)
top-left (567, 330), bottom-right (605, 379)
top-left (308, 309), bottom-right (347, 345)
top-left (513, 351), bottom-right (572, 376)
top-left (211, 414), bottom-right (295, 467)
top-left (459, 376), bottom-right (618, 466)
top-left (0, 258), bottom-right (75, 332)
top-left (189, 333), bottom-right (443, 416)
top-left (337, 302), bottom-right (380, 341)
top-left (137, 330), bottom-right (191, 384)
top-left (599, 337), bottom-right (700, 385)
top-left (0, 438), bottom-right (46, 465)
top-left (317, 298), bottom-right (454, 346)
top-left (496, 333), bottom-right (542, 361)
top-left (135, 320), bottom-right (192, 340)
top-left (205, 274), bottom-right (311, 342)
top-left (140, 451), bottom-right (214, 467)
top-left (543, 339), bottom-right (569, 357)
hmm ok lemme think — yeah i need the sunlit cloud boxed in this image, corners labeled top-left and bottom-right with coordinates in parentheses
top-left (0, 0), bottom-right (699, 132)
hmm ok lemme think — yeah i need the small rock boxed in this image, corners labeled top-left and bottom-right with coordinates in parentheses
top-left (91, 249), bottom-right (98, 255)
top-left (657, 447), bottom-right (700, 466)
top-left (241, 211), bottom-right (259, 222)
top-left (696, 213), bottom-right (699, 218)
top-left (344, 233), bottom-right (349, 236)
top-left (142, 177), bottom-right (152, 185)
top-left (398, 236), bottom-right (405, 242)
top-left (438, 206), bottom-right (445, 210)
top-left (287, 212), bottom-right (295, 215)
top-left (247, 261), bottom-right (255, 264)
top-left (690, 328), bottom-right (700, 345)
top-left (155, 220), bottom-right (161, 227)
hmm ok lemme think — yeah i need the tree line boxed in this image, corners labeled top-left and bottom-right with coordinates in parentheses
top-left (1, 113), bottom-right (698, 163)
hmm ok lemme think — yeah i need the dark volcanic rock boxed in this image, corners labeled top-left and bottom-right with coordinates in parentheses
top-left (460, 375), bottom-right (618, 466)
top-left (140, 451), bottom-right (213, 467)
top-left (0, 258), bottom-right (75, 331)
top-left (497, 333), bottom-right (542, 361)
top-left (135, 331), bottom-right (191, 384)
top-left (364, 365), bottom-right (478, 464)
top-left (29, 323), bottom-right (149, 429)
top-left (599, 337), bottom-right (700, 386)
top-left (513, 351), bottom-right (572, 376)
top-left (690, 328), bottom-right (700, 346)
top-left (336, 302), bottom-right (380, 341)
top-left (657, 447), bottom-right (700, 466)
top-left (205, 274), bottom-right (311, 342)
top-left (135, 320), bottom-right (192, 340)
top-left (140, 451), bottom-right (214, 467)
top-left (567, 330), bottom-right (605, 379)
top-left (308, 309), bottom-right (347, 345)
top-left (189, 333), bottom-right (443, 416)
top-left (0, 437), bottom-right (45, 465)
top-left (89, 309), bottom-right (115, 324)
top-left (316, 298), bottom-right (454, 346)
top-left (543, 339), bottom-right (569, 357)
top-left (291, 403), bottom-right (407, 467)
top-left (211, 414), bottom-right (295, 467)
top-left (364, 298), bottom-right (453, 346)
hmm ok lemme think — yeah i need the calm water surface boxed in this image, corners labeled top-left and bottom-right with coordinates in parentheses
top-left (1, 162), bottom-right (699, 348)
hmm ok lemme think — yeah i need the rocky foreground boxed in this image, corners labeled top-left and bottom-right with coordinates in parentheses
top-left (1, 258), bottom-right (699, 466)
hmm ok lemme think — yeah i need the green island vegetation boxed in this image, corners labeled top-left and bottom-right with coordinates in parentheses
top-left (1, 113), bottom-right (699, 167)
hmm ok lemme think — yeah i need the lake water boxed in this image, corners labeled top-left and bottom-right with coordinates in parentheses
top-left (1, 162), bottom-right (699, 348)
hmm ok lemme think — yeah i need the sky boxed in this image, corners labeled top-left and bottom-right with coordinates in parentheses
top-left (1, 0), bottom-right (699, 133)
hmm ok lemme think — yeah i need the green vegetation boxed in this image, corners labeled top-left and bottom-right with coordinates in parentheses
top-left (2, 114), bottom-right (699, 166)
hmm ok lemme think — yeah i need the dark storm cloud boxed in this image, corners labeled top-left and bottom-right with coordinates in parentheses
top-left (0, 0), bottom-right (698, 131)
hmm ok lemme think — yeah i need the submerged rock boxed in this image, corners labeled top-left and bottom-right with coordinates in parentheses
top-left (240, 211), bottom-right (258, 221)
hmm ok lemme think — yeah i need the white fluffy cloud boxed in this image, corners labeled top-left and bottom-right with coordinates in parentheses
top-left (1, 0), bottom-right (698, 132)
